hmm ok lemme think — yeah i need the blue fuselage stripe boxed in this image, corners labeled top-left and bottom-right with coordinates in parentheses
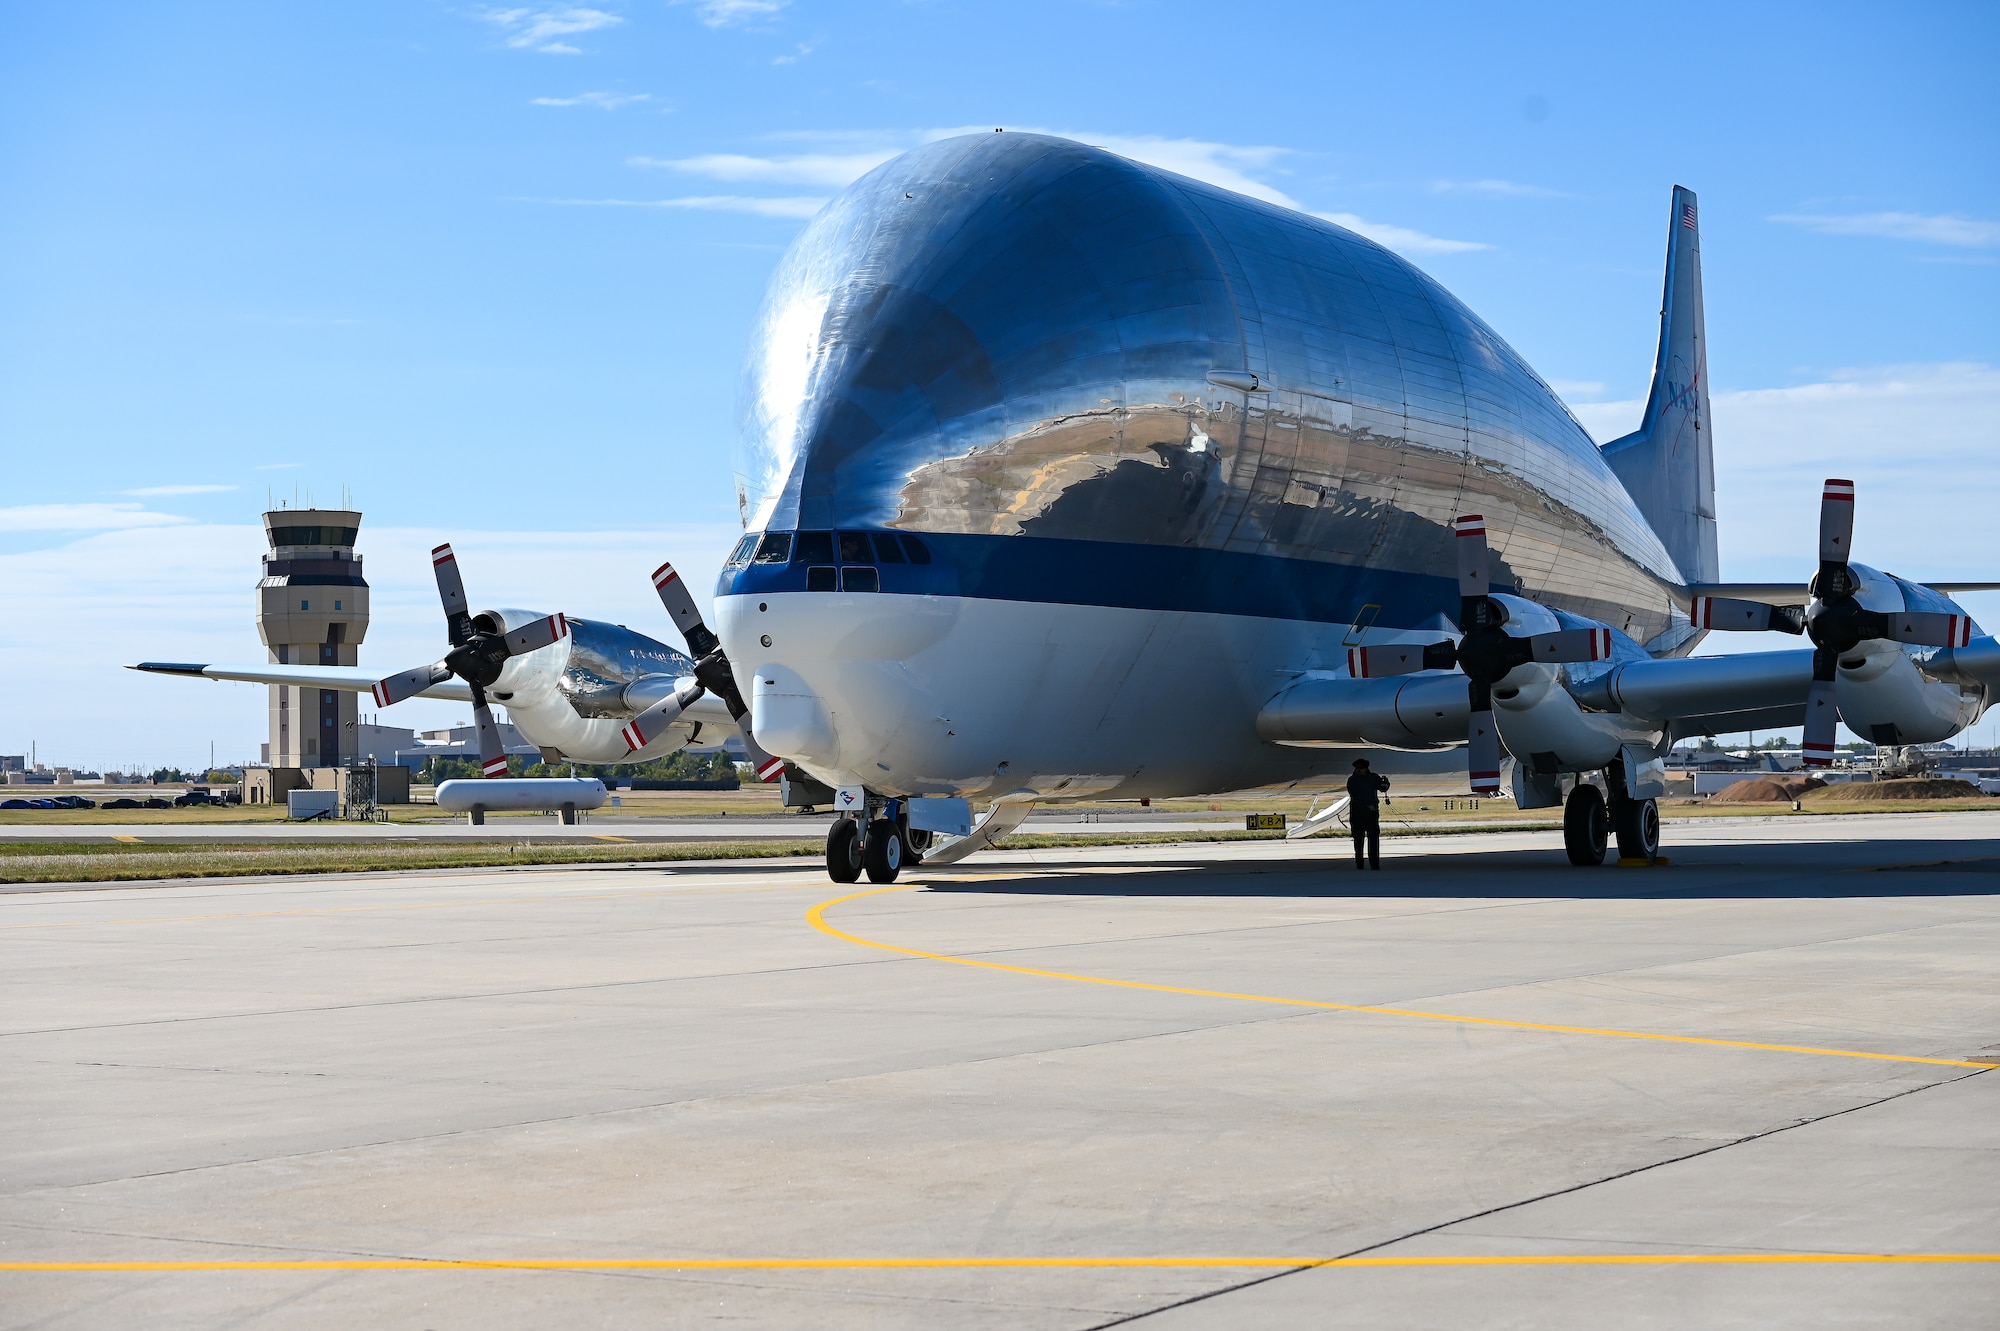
top-left (719, 532), bottom-right (1468, 630)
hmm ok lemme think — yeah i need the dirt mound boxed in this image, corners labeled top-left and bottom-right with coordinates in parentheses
top-left (1803, 778), bottom-right (1987, 803)
top-left (1706, 775), bottom-right (1825, 803)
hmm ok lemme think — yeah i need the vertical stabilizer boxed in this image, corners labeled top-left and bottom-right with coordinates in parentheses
top-left (1600, 186), bottom-right (1718, 585)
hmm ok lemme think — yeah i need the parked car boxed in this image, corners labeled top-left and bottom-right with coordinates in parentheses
top-left (27, 798), bottom-right (58, 809)
top-left (102, 797), bottom-right (142, 810)
top-left (0, 798), bottom-right (31, 810)
top-left (143, 797), bottom-right (171, 809)
top-left (52, 795), bottom-right (97, 809)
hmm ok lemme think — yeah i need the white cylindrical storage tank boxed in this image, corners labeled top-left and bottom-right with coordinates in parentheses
top-left (435, 777), bottom-right (607, 825)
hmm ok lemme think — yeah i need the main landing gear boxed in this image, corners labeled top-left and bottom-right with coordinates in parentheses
top-left (1563, 783), bottom-right (1609, 867)
top-left (1564, 772), bottom-right (1661, 867)
top-left (824, 801), bottom-right (929, 884)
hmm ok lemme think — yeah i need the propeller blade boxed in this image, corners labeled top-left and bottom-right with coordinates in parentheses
top-left (651, 561), bottom-right (721, 657)
top-left (1818, 479), bottom-right (1855, 565)
top-left (619, 681), bottom-right (704, 754)
top-left (371, 661), bottom-right (451, 707)
top-left (1524, 626), bottom-right (1613, 664)
top-left (1800, 648), bottom-right (1841, 768)
top-left (1690, 595), bottom-right (1807, 634)
top-left (1349, 644), bottom-right (1422, 678)
top-left (1454, 514), bottom-right (1490, 601)
top-left (470, 688), bottom-right (509, 778)
top-left (1466, 678), bottom-right (1501, 796)
top-left (1800, 679), bottom-right (1840, 768)
top-left (652, 558), bottom-right (784, 781)
top-left (502, 612), bottom-right (569, 657)
top-left (1882, 611), bottom-right (1975, 649)
top-left (432, 543), bottom-right (474, 647)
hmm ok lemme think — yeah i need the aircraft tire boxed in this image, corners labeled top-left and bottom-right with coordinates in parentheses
top-left (863, 818), bottom-right (904, 883)
top-left (826, 818), bottom-right (864, 883)
top-left (1614, 797), bottom-right (1661, 861)
top-left (1564, 783), bottom-right (1609, 867)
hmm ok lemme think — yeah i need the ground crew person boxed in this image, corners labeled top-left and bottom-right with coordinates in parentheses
top-left (1346, 758), bottom-right (1391, 869)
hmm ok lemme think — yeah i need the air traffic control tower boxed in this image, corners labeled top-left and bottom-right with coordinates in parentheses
top-left (256, 509), bottom-right (369, 768)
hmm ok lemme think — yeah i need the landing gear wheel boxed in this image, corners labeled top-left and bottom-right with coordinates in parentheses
top-left (902, 826), bottom-right (931, 865)
top-left (826, 818), bottom-right (863, 883)
top-left (1614, 797), bottom-right (1661, 861)
top-left (863, 818), bottom-right (904, 883)
top-left (1564, 783), bottom-right (1609, 867)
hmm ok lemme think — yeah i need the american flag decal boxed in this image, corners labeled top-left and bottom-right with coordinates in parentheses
top-left (1682, 203), bottom-right (1697, 229)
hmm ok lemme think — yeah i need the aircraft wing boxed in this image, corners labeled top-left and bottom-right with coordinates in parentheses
top-left (129, 661), bottom-right (475, 703)
top-left (130, 660), bottom-right (744, 731)
top-left (1565, 648), bottom-right (1815, 721)
top-left (1683, 581), bottom-right (2000, 607)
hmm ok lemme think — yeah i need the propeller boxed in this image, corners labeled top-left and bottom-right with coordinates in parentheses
top-left (644, 561), bottom-right (787, 782)
top-left (1349, 514), bottom-right (1614, 795)
top-left (369, 543), bottom-right (569, 778)
top-left (1686, 479), bottom-right (1976, 766)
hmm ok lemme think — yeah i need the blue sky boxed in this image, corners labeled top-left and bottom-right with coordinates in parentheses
top-left (3, 1), bottom-right (1997, 767)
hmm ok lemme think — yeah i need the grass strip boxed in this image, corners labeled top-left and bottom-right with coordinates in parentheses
top-left (0, 840), bottom-right (826, 884)
top-left (0, 822), bottom-right (1563, 884)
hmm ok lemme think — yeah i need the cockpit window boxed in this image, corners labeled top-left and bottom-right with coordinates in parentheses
top-left (725, 534), bottom-right (757, 567)
top-left (872, 532), bottom-right (907, 564)
top-left (752, 532), bottom-right (792, 564)
top-left (837, 531), bottom-right (872, 564)
top-left (900, 534), bottom-right (932, 565)
top-left (793, 531), bottom-right (834, 564)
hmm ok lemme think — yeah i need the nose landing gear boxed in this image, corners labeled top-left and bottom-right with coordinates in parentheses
top-left (824, 797), bottom-right (928, 884)
top-left (826, 818), bottom-right (864, 883)
top-left (862, 819), bottom-right (903, 883)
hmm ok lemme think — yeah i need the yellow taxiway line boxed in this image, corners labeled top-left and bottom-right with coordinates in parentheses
top-left (7, 1253), bottom-right (1996, 1273)
top-left (808, 884), bottom-right (1996, 1069)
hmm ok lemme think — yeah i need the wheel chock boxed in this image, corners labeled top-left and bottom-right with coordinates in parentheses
top-left (1617, 855), bottom-right (1673, 867)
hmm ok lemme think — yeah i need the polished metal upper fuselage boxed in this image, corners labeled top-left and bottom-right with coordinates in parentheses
top-left (732, 132), bottom-right (1688, 644)
top-left (719, 133), bottom-right (1697, 798)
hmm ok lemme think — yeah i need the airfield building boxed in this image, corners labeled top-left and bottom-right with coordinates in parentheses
top-left (255, 508), bottom-right (369, 768)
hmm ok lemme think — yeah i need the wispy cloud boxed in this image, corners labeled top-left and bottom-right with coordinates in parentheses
top-left (117, 484), bottom-right (238, 497)
top-left (1313, 212), bottom-right (1490, 255)
top-left (1545, 379), bottom-right (1607, 400)
top-left (772, 41), bottom-right (813, 65)
top-left (1430, 178), bottom-right (1565, 198)
top-left (1769, 211), bottom-right (2000, 248)
top-left (633, 151), bottom-right (897, 187)
top-left (476, 6), bottom-right (622, 54)
top-left (633, 129), bottom-right (1491, 257)
top-left (542, 195), bottom-right (828, 218)
top-left (530, 91), bottom-right (650, 109)
top-left (676, 0), bottom-right (790, 27)
top-left (0, 503), bottom-right (196, 531)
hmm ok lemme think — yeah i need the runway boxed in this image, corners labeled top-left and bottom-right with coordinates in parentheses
top-left (5, 812), bottom-right (1998, 1328)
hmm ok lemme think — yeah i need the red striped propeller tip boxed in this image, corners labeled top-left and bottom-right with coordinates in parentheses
top-left (652, 563), bottom-right (678, 586)
top-left (1454, 515), bottom-right (1486, 534)
top-left (1823, 480), bottom-right (1855, 500)
top-left (431, 544), bottom-right (455, 562)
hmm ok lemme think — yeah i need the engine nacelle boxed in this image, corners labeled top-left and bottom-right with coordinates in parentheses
top-left (1830, 569), bottom-right (1987, 745)
top-left (1836, 640), bottom-right (1983, 745)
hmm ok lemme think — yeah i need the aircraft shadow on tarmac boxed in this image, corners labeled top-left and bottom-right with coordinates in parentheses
top-left (915, 845), bottom-right (2000, 901)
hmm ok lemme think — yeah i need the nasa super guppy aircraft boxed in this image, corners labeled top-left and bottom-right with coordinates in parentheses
top-left (138, 132), bottom-right (2000, 882)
